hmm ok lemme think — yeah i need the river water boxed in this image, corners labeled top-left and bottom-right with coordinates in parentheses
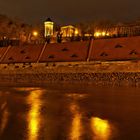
top-left (0, 84), bottom-right (140, 140)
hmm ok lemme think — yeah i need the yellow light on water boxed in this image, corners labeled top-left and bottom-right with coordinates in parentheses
top-left (71, 113), bottom-right (82, 140)
top-left (27, 89), bottom-right (43, 140)
top-left (70, 103), bottom-right (82, 140)
top-left (0, 102), bottom-right (9, 134)
top-left (90, 117), bottom-right (111, 140)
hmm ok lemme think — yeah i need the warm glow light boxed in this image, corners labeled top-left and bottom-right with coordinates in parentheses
top-left (94, 31), bottom-right (110, 37)
top-left (14, 88), bottom-right (40, 92)
top-left (32, 31), bottom-right (38, 37)
top-left (75, 29), bottom-right (79, 35)
top-left (90, 117), bottom-right (111, 140)
top-left (44, 21), bottom-right (54, 37)
top-left (94, 32), bottom-right (101, 37)
top-left (61, 25), bottom-right (75, 37)
top-left (70, 103), bottom-right (82, 140)
top-left (71, 113), bottom-right (82, 140)
top-left (106, 33), bottom-right (110, 36)
top-left (102, 32), bottom-right (106, 36)
top-left (27, 89), bottom-right (43, 140)
top-left (66, 93), bottom-right (87, 99)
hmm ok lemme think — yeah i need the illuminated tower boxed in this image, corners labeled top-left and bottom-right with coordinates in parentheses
top-left (44, 18), bottom-right (54, 37)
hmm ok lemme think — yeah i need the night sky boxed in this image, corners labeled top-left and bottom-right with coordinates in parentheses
top-left (1, 0), bottom-right (140, 24)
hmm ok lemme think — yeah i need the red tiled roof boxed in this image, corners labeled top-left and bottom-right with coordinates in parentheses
top-left (90, 36), bottom-right (140, 61)
top-left (0, 47), bottom-right (9, 61)
top-left (2, 45), bottom-right (43, 63)
top-left (39, 41), bottom-right (90, 62)
top-left (1, 36), bottom-right (140, 64)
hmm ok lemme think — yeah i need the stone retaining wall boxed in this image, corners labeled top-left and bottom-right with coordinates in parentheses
top-left (0, 61), bottom-right (140, 86)
top-left (0, 72), bottom-right (140, 86)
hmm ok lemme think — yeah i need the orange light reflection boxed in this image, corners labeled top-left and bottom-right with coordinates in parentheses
top-left (27, 89), bottom-right (43, 140)
top-left (90, 117), bottom-right (111, 140)
top-left (0, 102), bottom-right (9, 134)
top-left (70, 103), bottom-right (82, 140)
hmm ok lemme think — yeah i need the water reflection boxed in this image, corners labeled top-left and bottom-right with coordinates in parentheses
top-left (68, 93), bottom-right (85, 140)
top-left (66, 93), bottom-right (87, 99)
top-left (0, 102), bottom-right (9, 134)
top-left (26, 89), bottom-right (43, 140)
top-left (90, 117), bottom-right (112, 140)
top-left (15, 87), bottom-right (41, 92)
top-left (70, 103), bottom-right (82, 140)
top-left (68, 93), bottom-right (115, 140)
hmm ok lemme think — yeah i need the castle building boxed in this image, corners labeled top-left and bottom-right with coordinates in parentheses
top-left (44, 18), bottom-right (54, 37)
top-left (61, 25), bottom-right (81, 37)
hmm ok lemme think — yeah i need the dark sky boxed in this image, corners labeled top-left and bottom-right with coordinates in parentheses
top-left (1, 0), bottom-right (140, 24)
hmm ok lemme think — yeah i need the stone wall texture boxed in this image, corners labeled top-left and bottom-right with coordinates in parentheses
top-left (1, 62), bottom-right (140, 86)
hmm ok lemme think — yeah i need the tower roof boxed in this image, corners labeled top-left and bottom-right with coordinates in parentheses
top-left (45, 18), bottom-right (53, 22)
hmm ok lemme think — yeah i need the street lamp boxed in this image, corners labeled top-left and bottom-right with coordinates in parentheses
top-left (32, 31), bottom-right (38, 37)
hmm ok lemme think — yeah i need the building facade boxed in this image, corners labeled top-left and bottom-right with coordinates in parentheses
top-left (44, 18), bottom-right (54, 37)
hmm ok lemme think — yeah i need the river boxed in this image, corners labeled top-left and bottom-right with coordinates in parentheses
top-left (0, 84), bottom-right (140, 140)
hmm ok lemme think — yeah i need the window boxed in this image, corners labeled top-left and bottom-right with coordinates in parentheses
top-left (48, 55), bottom-right (54, 59)
top-left (129, 50), bottom-right (138, 55)
top-left (62, 48), bottom-right (68, 51)
top-left (20, 50), bottom-right (26, 54)
top-left (115, 44), bottom-right (123, 48)
top-left (25, 56), bottom-right (30, 59)
top-left (8, 57), bottom-right (14, 60)
top-left (100, 52), bottom-right (108, 57)
top-left (71, 54), bottom-right (78, 58)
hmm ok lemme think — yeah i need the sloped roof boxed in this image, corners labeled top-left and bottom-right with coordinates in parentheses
top-left (39, 41), bottom-right (90, 62)
top-left (1, 45), bottom-right (43, 63)
top-left (90, 36), bottom-right (140, 61)
top-left (0, 47), bottom-right (9, 62)
top-left (1, 36), bottom-right (140, 64)
top-left (45, 18), bottom-right (53, 22)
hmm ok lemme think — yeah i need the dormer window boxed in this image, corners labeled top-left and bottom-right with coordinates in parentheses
top-left (62, 48), bottom-right (68, 51)
top-left (129, 50), bottom-right (138, 55)
top-left (115, 44), bottom-right (123, 48)
top-left (71, 54), bottom-right (78, 58)
top-left (100, 52), bottom-right (108, 57)
top-left (25, 56), bottom-right (30, 59)
top-left (48, 55), bottom-right (54, 59)
top-left (8, 57), bottom-right (14, 60)
top-left (20, 50), bottom-right (26, 54)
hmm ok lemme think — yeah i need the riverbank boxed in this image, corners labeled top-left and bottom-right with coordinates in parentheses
top-left (0, 61), bottom-right (140, 86)
top-left (0, 72), bottom-right (140, 86)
